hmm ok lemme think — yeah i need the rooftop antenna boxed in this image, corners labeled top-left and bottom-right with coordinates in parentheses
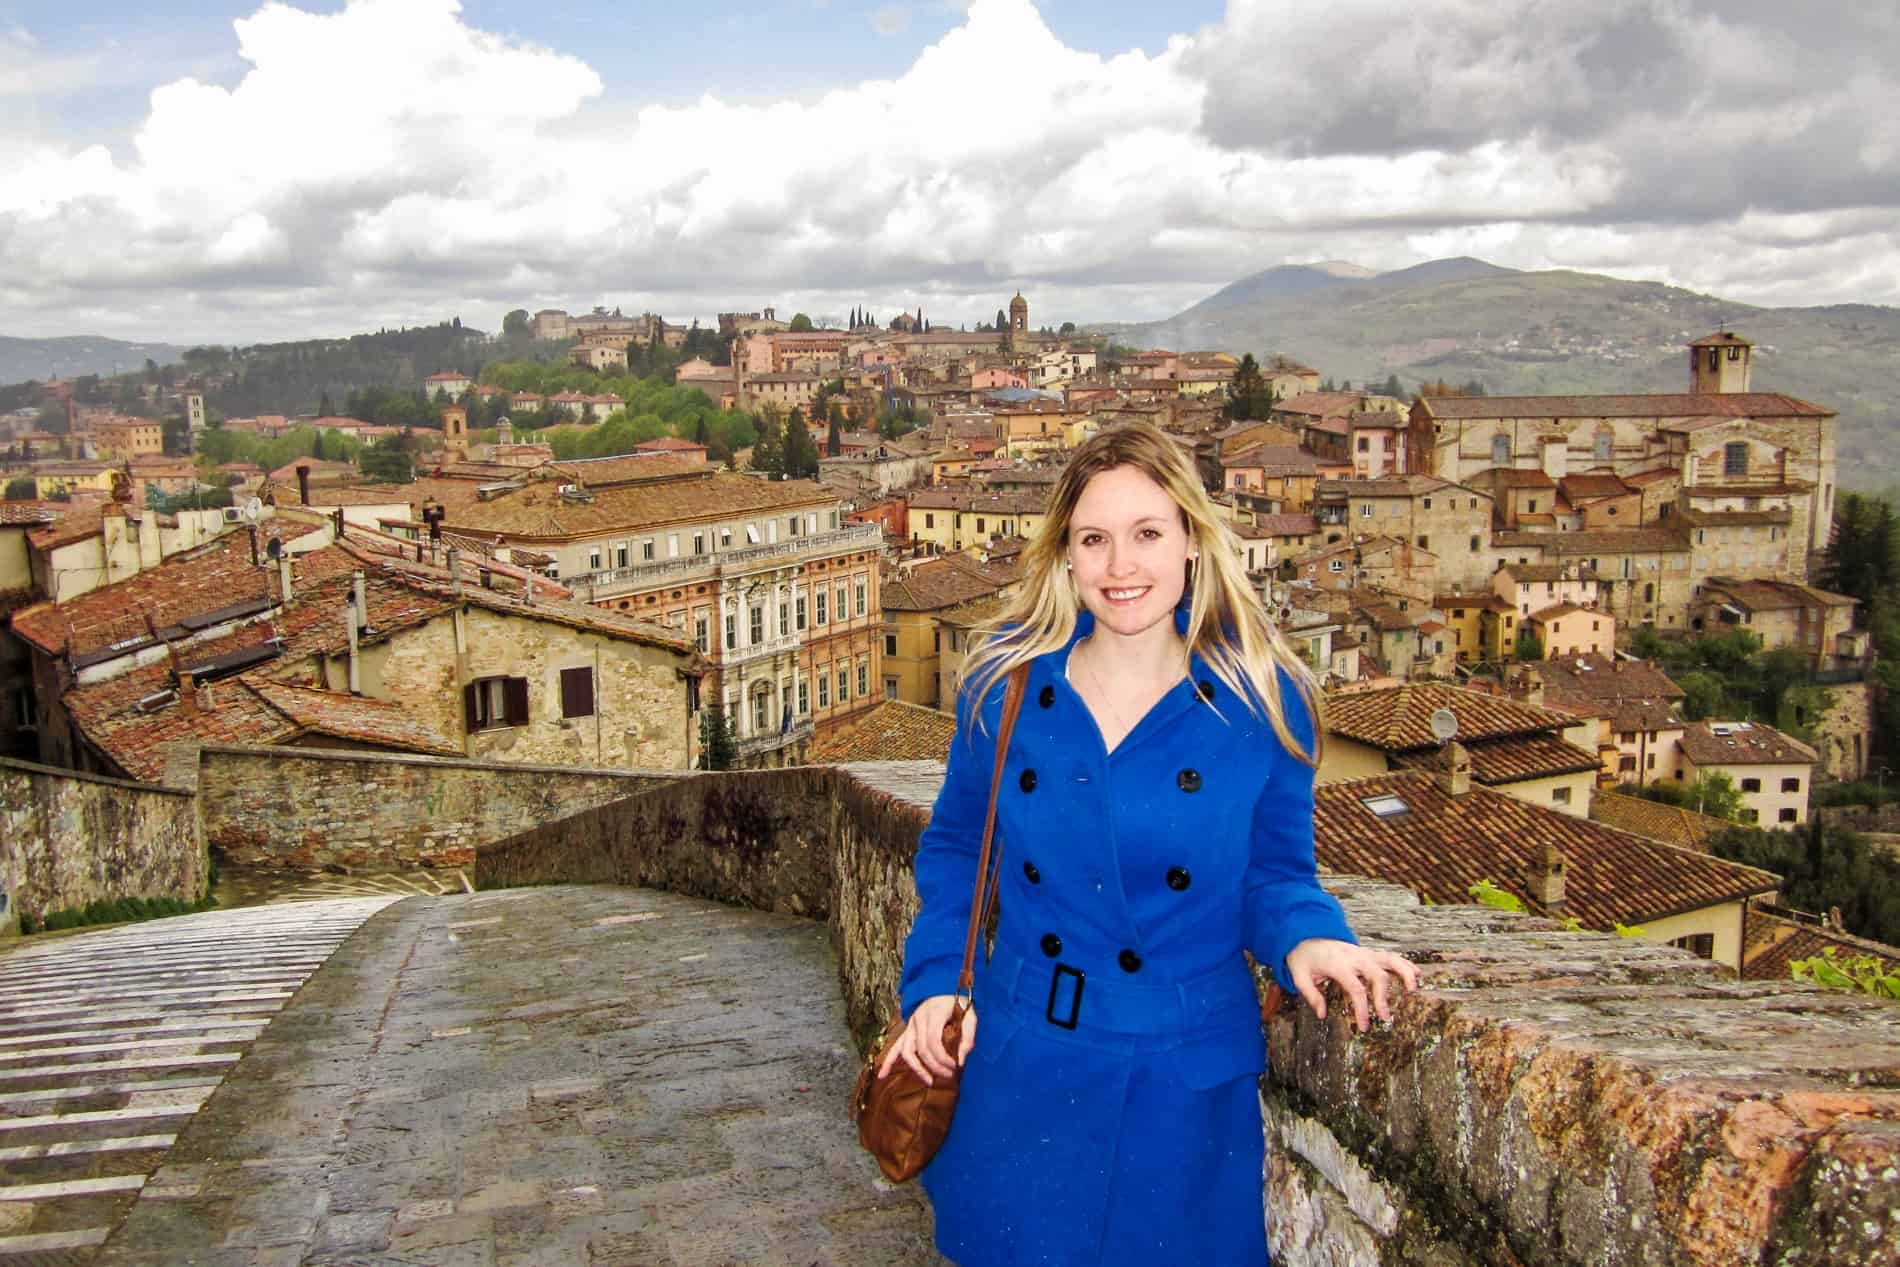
top-left (1429, 706), bottom-right (1459, 766)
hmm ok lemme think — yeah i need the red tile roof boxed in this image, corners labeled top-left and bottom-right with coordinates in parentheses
top-left (1314, 771), bottom-right (1781, 929)
top-left (1678, 721), bottom-right (1817, 767)
top-left (1391, 732), bottom-right (1601, 785)
top-left (1420, 392), bottom-right (1829, 420)
top-left (1326, 682), bottom-right (1580, 751)
top-left (1743, 912), bottom-right (1900, 983)
top-left (810, 700), bottom-right (955, 763)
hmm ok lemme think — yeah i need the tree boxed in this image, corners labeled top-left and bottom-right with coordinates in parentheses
top-left (751, 408), bottom-right (784, 475)
top-left (1059, 321), bottom-right (1076, 336)
top-left (788, 313), bottom-right (814, 332)
top-left (1514, 631), bottom-right (1544, 661)
top-left (1379, 373), bottom-right (1405, 400)
top-left (4, 476), bottom-right (36, 500)
top-left (827, 408), bottom-right (844, 458)
top-left (1631, 624), bottom-right (1667, 660)
top-left (782, 416), bottom-right (821, 479)
top-left (698, 707), bottom-right (739, 771)
top-left (359, 442), bottom-right (414, 483)
top-left (1685, 770), bottom-right (1745, 821)
top-left (318, 390), bottom-right (335, 417)
top-left (1709, 819), bottom-right (1900, 944)
top-left (1223, 354), bottom-right (1275, 421)
top-left (1675, 670), bottom-right (1725, 721)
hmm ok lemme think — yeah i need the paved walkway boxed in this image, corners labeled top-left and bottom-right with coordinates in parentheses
top-left (79, 885), bottom-right (940, 1266)
top-left (0, 898), bottom-right (403, 1262)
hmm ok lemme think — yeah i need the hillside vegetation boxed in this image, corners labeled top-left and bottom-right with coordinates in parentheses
top-left (1113, 259), bottom-right (1900, 492)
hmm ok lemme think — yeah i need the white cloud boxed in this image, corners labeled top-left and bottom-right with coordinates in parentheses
top-left (0, 0), bottom-right (1894, 342)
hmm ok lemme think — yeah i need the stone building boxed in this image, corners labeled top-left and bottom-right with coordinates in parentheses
top-left (1310, 477), bottom-right (1494, 590)
top-left (1407, 331), bottom-right (1836, 567)
top-left (878, 554), bottom-right (1017, 709)
top-left (407, 458), bottom-right (881, 765)
top-left (1688, 576), bottom-right (1862, 666)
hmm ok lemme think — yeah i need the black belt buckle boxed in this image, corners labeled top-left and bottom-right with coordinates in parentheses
top-left (1045, 963), bottom-right (1085, 1030)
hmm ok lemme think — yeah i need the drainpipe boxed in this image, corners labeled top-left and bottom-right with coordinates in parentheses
top-left (278, 553), bottom-right (293, 603)
top-left (346, 570), bottom-right (363, 695)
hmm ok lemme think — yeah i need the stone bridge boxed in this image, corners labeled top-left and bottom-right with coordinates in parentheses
top-left (2, 758), bottom-right (1897, 1265)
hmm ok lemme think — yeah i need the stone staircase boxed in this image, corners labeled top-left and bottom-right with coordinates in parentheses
top-left (0, 898), bottom-right (402, 1262)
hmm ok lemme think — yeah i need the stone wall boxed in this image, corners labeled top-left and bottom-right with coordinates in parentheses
top-left (0, 755), bottom-right (205, 933)
top-left (475, 762), bottom-right (1900, 1266)
top-left (194, 744), bottom-right (681, 871)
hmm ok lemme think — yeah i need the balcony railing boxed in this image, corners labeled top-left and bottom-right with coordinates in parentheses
top-left (724, 632), bottom-right (803, 667)
top-left (578, 523), bottom-right (884, 598)
top-left (733, 719), bottom-right (815, 759)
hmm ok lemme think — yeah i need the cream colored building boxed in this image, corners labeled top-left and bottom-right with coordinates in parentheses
top-left (1677, 721), bottom-right (1817, 828)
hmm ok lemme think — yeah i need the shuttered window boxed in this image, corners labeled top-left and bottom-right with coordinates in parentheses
top-left (560, 666), bottom-right (596, 719)
top-left (465, 676), bottom-right (531, 730)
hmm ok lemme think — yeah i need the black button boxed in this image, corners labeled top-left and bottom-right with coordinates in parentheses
top-left (1196, 679), bottom-right (1216, 702)
top-left (1118, 949), bottom-right (1143, 973)
top-left (1166, 867), bottom-right (1191, 891)
top-left (1176, 768), bottom-right (1202, 793)
top-left (1038, 684), bottom-right (1055, 708)
top-left (1041, 933), bottom-right (1063, 958)
top-left (1020, 768), bottom-right (1038, 793)
top-left (1023, 861), bottom-right (1041, 884)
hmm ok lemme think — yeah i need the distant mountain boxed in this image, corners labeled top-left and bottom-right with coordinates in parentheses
top-left (0, 335), bottom-right (188, 386)
top-left (1112, 259), bottom-right (1900, 493)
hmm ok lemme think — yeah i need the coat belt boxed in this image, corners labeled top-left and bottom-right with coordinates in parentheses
top-left (982, 937), bottom-right (1260, 1037)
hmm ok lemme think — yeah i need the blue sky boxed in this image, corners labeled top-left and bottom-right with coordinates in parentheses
top-left (1, 0), bottom-right (1895, 343)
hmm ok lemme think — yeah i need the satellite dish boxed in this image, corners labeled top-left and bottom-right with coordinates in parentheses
top-left (1428, 708), bottom-right (1459, 743)
top-left (242, 497), bottom-right (263, 523)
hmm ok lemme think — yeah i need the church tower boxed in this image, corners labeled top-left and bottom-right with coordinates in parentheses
top-left (1689, 330), bottom-right (1752, 394)
top-left (1007, 292), bottom-right (1029, 354)
top-left (441, 406), bottom-right (468, 462)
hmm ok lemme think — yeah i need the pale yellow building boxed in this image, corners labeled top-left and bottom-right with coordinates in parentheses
top-left (879, 555), bottom-right (1015, 709)
top-left (1677, 721), bottom-right (1817, 828)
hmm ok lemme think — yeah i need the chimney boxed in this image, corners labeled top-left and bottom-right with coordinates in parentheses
top-left (1526, 841), bottom-right (1567, 917)
top-left (278, 553), bottom-right (293, 603)
top-left (446, 547), bottom-right (461, 599)
top-left (178, 670), bottom-right (198, 716)
top-left (1521, 667), bottom-right (1545, 708)
top-left (353, 571), bottom-right (368, 632)
top-left (1436, 741), bottom-right (1471, 797)
top-left (295, 464), bottom-right (311, 506)
top-left (345, 596), bottom-right (361, 695)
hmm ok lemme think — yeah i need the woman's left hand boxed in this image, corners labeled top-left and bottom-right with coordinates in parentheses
top-left (1285, 939), bottom-right (1420, 1032)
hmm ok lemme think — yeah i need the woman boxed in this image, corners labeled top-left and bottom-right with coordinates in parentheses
top-left (881, 421), bottom-right (1417, 1265)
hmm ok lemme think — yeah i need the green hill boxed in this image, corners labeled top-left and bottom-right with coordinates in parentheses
top-left (1111, 261), bottom-right (1900, 493)
top-left (0, 335), bottom-right (186, 385)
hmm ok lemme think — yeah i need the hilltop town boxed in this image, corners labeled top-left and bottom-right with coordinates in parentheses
top-left (3, 298), bottom-right (1896, 981)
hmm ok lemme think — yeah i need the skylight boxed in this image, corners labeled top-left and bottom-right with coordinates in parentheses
top-left (1362, 794), bottom-right (1411, 819)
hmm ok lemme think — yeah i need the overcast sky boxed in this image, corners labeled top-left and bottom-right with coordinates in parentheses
top-left (2, 0), bottom-right (1896, 344)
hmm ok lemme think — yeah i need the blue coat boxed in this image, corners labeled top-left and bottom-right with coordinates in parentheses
top-left (899, 612), bottom-right (1356, 1266)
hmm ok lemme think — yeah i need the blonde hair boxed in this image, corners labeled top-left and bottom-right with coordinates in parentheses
top-left (959, 421), bottom-right (1325, 767)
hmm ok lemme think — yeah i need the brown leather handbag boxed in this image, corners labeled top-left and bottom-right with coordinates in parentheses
top-left (852, 665), bottom-right (1029, 1183)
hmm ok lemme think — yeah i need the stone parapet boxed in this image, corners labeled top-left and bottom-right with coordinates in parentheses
top-left (197, 745), bottom-right (681, 872)
top-left (474, 764), bottom-right (1900, 1266)
top-left (0, 755), bottom-right (205, 932)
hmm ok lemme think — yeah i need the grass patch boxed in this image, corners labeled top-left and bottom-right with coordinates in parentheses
top-left (18, 892), bottom-right (218, 936)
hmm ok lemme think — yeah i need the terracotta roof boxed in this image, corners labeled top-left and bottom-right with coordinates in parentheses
top-left (435, 471), bottom-right (836, 540)
top-left (1492, 528), bottom-right (1689, 554)
top-left (1588, 789), bottom-right (1728, 853)
top-left (1743, 912), bottom-right (1900, 983)
top-left (881, 556), bottom-right (1009, 612)
top-left (1317, 475), bottom-right (1458, 498)
top-left (1483, 468), bottom-right (1558, 489)
top-left (1326, 682), bottom-right (1580, 751)
top-left (1690, 331), bottom-right (1754, 348)
top-left (1391, 732), bottom-right (1601, 785)
top-left (1559, 474), bottom-right (1632, 500)
top-left (1678, 721), bottom-right (1817, 767)
top-left (267, 458), bottom-right (356, 483)
top-left (1253, 513), bottom-right (1319, 536)
top-left (1500, 563), bottom-right (1599, 583)
top-left (810, 700), bottom-right (955, 763)
top-left (1676, 507), bottom-right (1792, 527)
top-left (1530, 601), bottom-right (1595, 622)
top-left (65, 651), bottom-right (297, 780)
top-left (1314, 771), bottom-right (1781, 928)
top-left (635, 437), bottom-right (708, 453)
top-left (24, 502), bottom-right (136, 552)
top-left (1433, 592), bottom-right (1513, 614)
top-left (1224, 444), bottom-right (1318, 473)
top-left (1422, 392), bottom-right (1829, 420)
top-left (1346, 411), bottom-right (1402, 430)
top-left (11, 532), bottom-right (276, 659)
top-left (0, 504), bottom-right (58, 526)
top-left (246, 680), bottom-right (461, 757)
top-left (1275, 392), bottom-right (1367, 417)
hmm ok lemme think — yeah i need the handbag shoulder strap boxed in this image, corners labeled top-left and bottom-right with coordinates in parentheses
top-left (955, 663), bottom-right (1030, 1002)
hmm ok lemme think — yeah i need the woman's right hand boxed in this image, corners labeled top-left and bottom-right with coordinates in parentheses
top-left (877, 994), bottom-right (976, 1086)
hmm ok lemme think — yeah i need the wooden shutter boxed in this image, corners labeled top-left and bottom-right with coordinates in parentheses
top-left (560, 666), bottom-right (595, 719)
top-left (463, 682), bottom-right (480, 731)
top-left (503, 676), bottom-right (530, 726)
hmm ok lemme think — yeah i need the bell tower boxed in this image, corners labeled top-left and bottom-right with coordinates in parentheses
top-left (441, 405), bottom-right (469, 461)
top-left (1689, 330), bottom-right (1752, 394)
top-left (1007, 292), bottom-right (1028, 354)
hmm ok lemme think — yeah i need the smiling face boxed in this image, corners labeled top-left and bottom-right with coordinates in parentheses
top-left (1067, 464), bottom-right (1198, 641)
